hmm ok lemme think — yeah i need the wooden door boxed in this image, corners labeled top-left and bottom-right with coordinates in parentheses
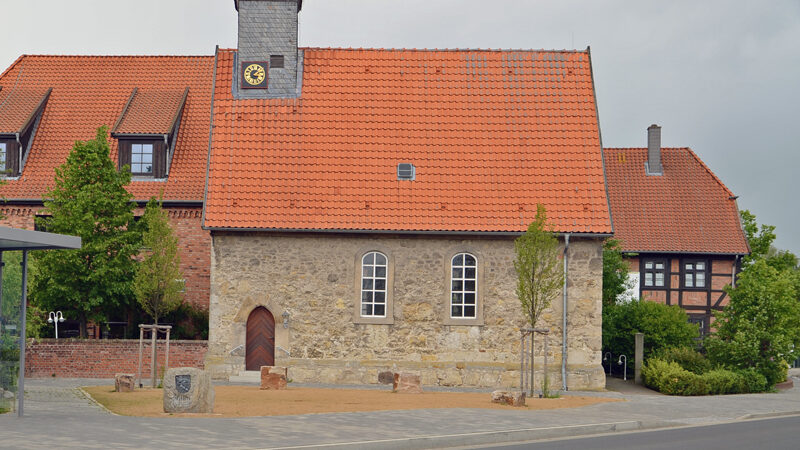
top-left (245, 307), bottom-right (275, 370)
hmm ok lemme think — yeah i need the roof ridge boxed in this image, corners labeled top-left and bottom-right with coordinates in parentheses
top-left (6, 54), bottom-right (215, 60)
top-left (218, 47), bottom-right (589, 53)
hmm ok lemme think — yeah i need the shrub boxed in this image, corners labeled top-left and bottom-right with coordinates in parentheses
top-left (603, 300), bottom-right (699, 368)
top-left (655, 347), bottom-right (712, 375)
top-left (734, 368), bottom-right (769, 393)
top-left (642, 358), bottom-right (707, 396)
top-left (704, 369), bottom-right (745, 395)
top-left (643, 358), bottom-right (771, 395)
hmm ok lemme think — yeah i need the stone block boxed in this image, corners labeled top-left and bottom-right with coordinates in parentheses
top-left (393, 372), bottom-right (422, 394)
top-left (260, 366), bottom-right (288, 390)
top-left (115, 373), bottom-right (136, 392)
top-left (491, 390), bottom-right (526, 407)
top-left (163, 368), bottom-right (214, 413)
top-left (378, 370), bottom-right (394, 384)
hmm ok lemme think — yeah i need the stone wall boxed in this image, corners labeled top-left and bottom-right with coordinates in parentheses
top-left (207, 232), bottom-right (605, 390)
top-left (25, 339), bottom-right (207, 378)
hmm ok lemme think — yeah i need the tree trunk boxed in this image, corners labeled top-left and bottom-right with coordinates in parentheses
top-left (529, 332), bottom-right (535, 396)
top-left (79, 312), bottom-right (87, 339)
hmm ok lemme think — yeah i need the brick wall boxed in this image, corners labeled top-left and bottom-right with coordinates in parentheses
top-left (25, 339), bottom-right (208, 378)
top-left (0, 204), bottom-right (210, 310)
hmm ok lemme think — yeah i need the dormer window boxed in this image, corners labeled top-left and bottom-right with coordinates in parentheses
top-left (0, 86), bottom-right (52, 177)
top-left (111, 87), bottom-right (189, 179)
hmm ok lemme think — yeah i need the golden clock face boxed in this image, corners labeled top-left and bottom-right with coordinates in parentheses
top-left (243, 63), bottom-right (266, 86)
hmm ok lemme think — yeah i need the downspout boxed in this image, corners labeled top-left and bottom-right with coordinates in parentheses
top-left (15, 132), bottom-right (21, 173)
top-left (562, 234), bottom-right (570, 391)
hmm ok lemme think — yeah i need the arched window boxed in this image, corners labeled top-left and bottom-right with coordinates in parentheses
top-left (361, 252), bottom-right (387, 317)
top-left (451, 253), bottom-right (477, 318)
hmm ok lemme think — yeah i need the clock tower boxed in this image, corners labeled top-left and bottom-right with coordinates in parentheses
top-left (234, 0), bottom-right (302, 99)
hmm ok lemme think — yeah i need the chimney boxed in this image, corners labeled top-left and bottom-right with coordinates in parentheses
top-left (646, 124), bottom-right (662, 175)
top-left (234, 0), bottom-right (302, 99)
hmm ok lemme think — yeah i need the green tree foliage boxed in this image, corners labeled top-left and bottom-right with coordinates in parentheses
top-left (0, 252), bottom-right (44, 338)
top-left (514, 204), bottom-right (564, 394)
top-left (740, 210), bottom-right (798, 272)
top-left (30, 127), bottom-right (141, 337)
top-left (602, 239), bottom-right (630, 307)
top-left (705, 259), bottom-right (800, 386)
top-left (515, 204), bottom-right (564, 330)
top-left (603, 300), bottom-right (699, 364)
top-left (134, 198), bottom-right (184, 325)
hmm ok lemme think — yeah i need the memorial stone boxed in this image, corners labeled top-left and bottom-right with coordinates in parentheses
top-left (163, 368), bottom-right (214, 413)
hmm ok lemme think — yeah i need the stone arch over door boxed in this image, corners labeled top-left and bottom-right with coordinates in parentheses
top-left (246, 306), bottom-right (275, 370)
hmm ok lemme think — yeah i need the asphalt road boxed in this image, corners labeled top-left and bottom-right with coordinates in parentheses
top-left (475, 415), bottom-right (800, 450)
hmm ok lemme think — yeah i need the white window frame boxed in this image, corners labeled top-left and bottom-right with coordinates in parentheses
top-left (0, 142), bottom-right (6, 172)
top-left (131, 143), bottom-right (154, 175)
top-left (450, 253), bottom-right (477, 319)
top-left (360, 251), bottom-right (387, 318)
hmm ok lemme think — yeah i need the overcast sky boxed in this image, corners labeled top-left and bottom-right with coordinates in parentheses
top-left (2, 0), bottom-right (799, 255)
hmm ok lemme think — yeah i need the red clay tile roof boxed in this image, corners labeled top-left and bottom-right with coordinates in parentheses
top-left (113, 88), bottom-right (189, 135)
top-left (604, 147), bottom-right (749, 254)
top-left (0, 86), bottom-right (51, 134)
top-left (204, 48), bottom-right (611, 233)
top-left (0, 55), bottom-right (214, 201)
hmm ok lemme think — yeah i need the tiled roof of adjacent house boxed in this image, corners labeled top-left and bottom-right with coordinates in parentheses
top-left (0, 55), bottom-right (214, 201)
top-left (204, 48), bottom-right (612, 233)
top-left (0, 86), bottom-right (51, 134)
top-left (604, 147), bottom-right (749, 254)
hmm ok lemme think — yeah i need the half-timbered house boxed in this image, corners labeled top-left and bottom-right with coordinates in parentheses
top-left (604, 125), bottom-right (750, 334)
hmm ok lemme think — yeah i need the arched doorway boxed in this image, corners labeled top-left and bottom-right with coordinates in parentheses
top-left (245, 307), bottom-right (275, 370)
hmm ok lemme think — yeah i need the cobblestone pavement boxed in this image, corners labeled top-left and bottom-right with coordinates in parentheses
top-left (0, 376), bottom-right (798, 449)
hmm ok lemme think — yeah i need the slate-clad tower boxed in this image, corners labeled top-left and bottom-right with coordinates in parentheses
top-left (234, 0), bottom-right (302, 98)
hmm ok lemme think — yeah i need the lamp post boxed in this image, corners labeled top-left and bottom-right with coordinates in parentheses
top-left (618, 355), bottom-right (628, 381)
top-left (603, 352), bottom-right (612, 375)
top-left (47, 311), bottom-right (65, 339)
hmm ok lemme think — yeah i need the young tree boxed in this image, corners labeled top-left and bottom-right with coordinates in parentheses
top-left (602, 239), bottom-right (630, 307)
top-left (134, 197), bottom-right (184, 325)
top-left (705, 259), bottom-right (800, 386)
top-left (514, 204), bottom-right (564, 395)
top-left (30, 127), bottom-right (140, 337)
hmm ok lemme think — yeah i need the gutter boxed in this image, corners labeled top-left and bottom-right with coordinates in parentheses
top-left (562, 233), bottom-right (570, 391)
top-left (204, 226), bottom-right (612, 238)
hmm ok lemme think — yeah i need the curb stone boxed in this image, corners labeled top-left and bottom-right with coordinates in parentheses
top-left (78, 387), bottom-right (118, 416)
top-left (262, 420), bottom-right (681, 450)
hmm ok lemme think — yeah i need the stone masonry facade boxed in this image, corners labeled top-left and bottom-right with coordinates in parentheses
top-left (207, 232), bottom-right (605, 390)
top-left (0, 205), bottom-right (211, 310)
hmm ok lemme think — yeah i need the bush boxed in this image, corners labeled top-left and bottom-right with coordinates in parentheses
top-left (642, 358), bottom-right (707, 396)
top-left (603, 300), bottom-right (700, 368)
top-left (655, 347), bottom-right (712, 375)
top-left (704, 369), bottom-right (745, 395)
top-left (734, 368), bottom-right (769, 393)
top-left (643, 358), bottom-right (771, 395)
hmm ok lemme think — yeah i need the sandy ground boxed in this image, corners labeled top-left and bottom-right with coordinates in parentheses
top-left (83, 385), bottom-right (621, 418)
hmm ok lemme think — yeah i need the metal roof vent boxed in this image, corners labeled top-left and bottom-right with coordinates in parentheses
top-left (397, 163), bottom-right (416, 180)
